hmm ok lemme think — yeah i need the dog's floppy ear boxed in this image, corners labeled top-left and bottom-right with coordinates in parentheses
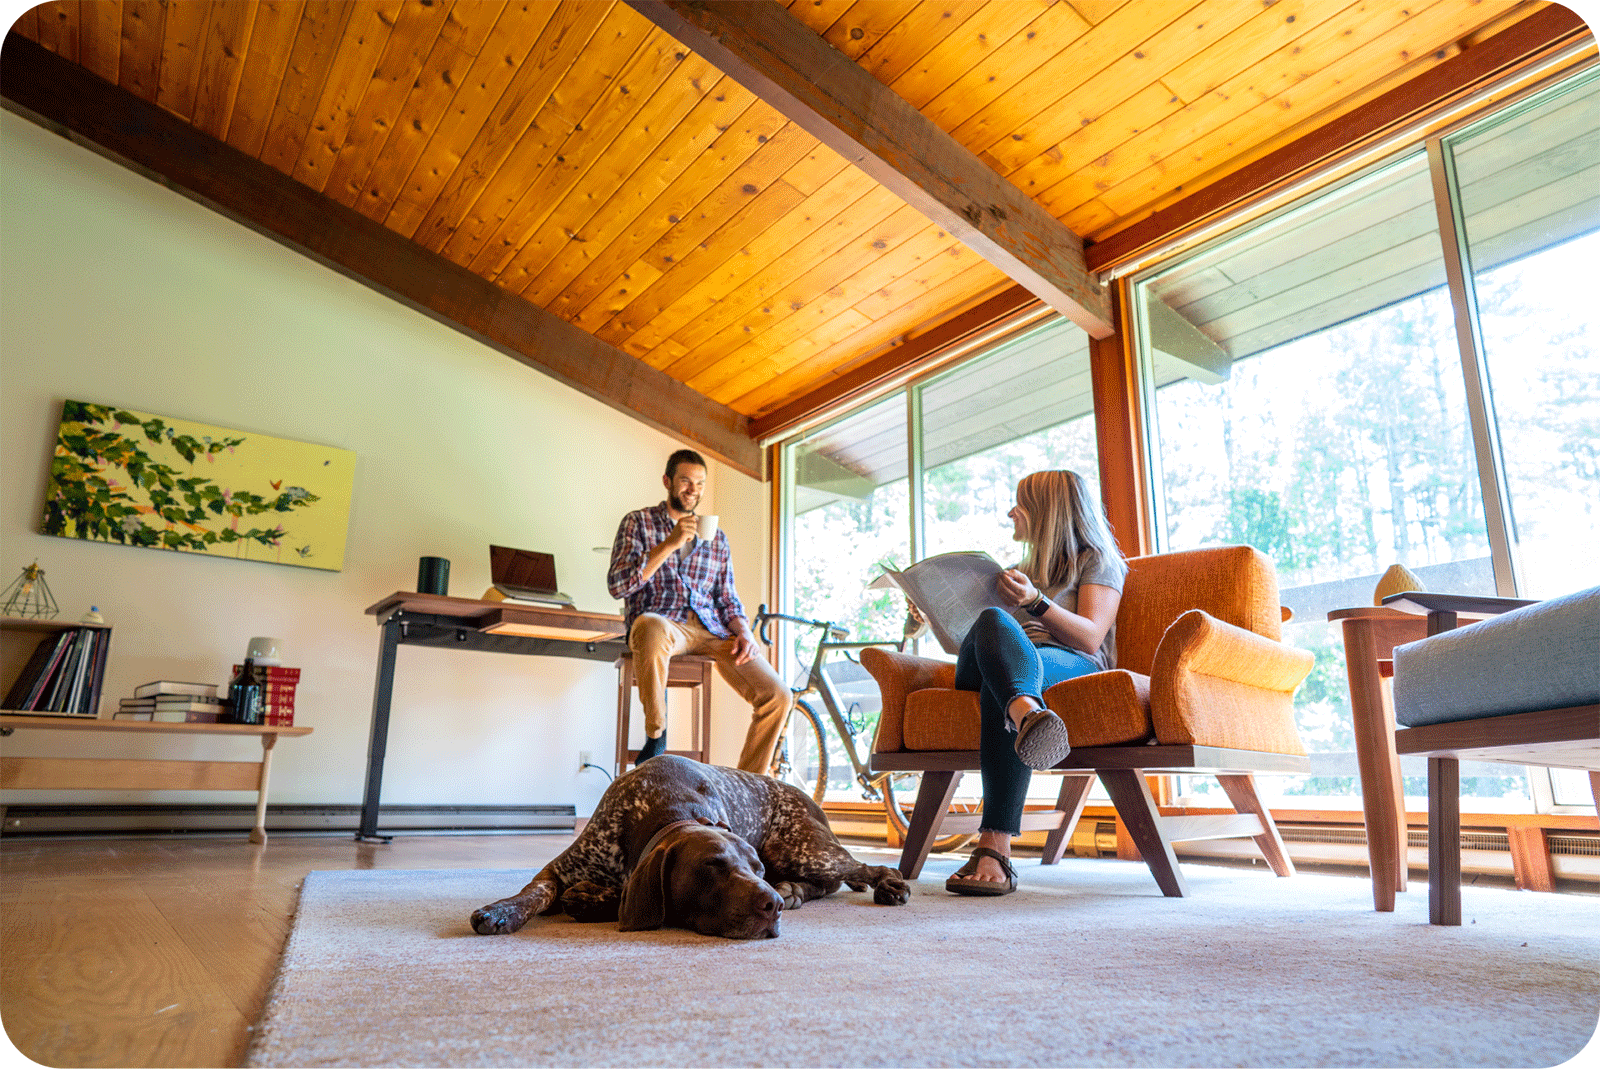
top-left (618, 838), bottom-right (675, 931)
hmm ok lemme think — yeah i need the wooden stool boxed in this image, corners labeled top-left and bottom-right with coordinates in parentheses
top-left (615, 653), bottom-right (713, 773)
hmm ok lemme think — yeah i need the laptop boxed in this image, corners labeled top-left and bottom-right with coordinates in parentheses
top-left (489, 546), bottom-right (575, 607)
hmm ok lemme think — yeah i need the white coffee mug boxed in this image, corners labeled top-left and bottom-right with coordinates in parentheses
top-left (246, 636), bottom-right (283, 666)
top-left (695, 514), bottom-right (719, 543)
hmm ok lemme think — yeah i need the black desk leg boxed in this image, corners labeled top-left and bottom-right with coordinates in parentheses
top-left (356, 615), bottom-right (403, 842)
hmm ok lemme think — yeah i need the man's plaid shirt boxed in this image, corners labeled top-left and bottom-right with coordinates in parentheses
top-left (607, 502), bottom-right (747, 637)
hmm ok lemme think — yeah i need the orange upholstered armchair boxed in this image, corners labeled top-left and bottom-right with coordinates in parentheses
top-left (862, 545), bottom-right (1315, 896)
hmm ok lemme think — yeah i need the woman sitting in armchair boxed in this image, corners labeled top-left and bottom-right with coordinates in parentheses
top-left (944, 469), bottom-right (1127, 897)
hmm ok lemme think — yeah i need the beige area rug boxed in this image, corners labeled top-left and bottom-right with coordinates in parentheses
top-left (246, 852), bottom-right (1599, 1068)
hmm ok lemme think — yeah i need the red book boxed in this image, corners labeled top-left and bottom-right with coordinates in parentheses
top-left (234, 665), bottom-right (301, 682)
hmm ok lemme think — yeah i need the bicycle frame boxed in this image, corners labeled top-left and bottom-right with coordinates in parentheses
top-left (756, 605), bottom-right (902, 799)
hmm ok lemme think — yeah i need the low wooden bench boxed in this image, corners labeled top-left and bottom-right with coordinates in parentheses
top-left (0, 715), bottom-right (312, 843)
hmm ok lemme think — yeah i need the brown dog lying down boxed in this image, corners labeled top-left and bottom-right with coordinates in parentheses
top-left (471, 755), bottom-right (909, 939)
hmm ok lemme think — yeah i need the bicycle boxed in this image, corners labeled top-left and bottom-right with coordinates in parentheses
top-left (754, 604), bottom-right (973, 852)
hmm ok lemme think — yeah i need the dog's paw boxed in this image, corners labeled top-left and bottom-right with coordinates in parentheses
top-left (471, 900), bottom-right (532, 935)
top-left (561, 880), bottom-right (620, 923)
top-left (771, 881), bottom-right (805, 910)
top-left (873, 874), bottom-right (911, 906)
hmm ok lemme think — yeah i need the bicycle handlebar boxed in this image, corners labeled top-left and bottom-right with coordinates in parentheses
top-left (754, 603), bottom-right (848, 646)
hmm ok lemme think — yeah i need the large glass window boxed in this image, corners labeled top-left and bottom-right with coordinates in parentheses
top-left (919, 318), bottom-right (1102, 564)
top-left (778, 316), bottom-right (1098, 805)
top-left (784, 395), bottom-right (910, 657)
top-left (1133, 69), bottom-right (1599, 812)
top-left (1137, 152), bottom-right (1492, 809)
top-left (1443, 71), bottom-right (1600, 597)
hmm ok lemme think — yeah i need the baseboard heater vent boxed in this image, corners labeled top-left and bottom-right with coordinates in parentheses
top-left (1550, 834), bottom-right (1600, 857)
top-left (1174, 822), bottom-right (1599, 885)
top-left (0, 803), bottom-right (576, 836)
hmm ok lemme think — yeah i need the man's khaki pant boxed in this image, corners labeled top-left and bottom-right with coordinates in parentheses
top-left (628, 613), bottom-right (793, 774)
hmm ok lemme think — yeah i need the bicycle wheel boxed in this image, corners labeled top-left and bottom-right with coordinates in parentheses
top-left (770, 698), bottom-right (828, 803)
top-left (880, 771), bottom-right (979, 853)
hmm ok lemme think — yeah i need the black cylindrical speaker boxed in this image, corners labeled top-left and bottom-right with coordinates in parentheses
top-left (417, 556), bottom-right (450, 595)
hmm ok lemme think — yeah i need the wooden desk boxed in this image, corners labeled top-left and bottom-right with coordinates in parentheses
top-left (0, 715), bottom-right (312, 843)
top-left (358, 592), bottom-right (627, 842)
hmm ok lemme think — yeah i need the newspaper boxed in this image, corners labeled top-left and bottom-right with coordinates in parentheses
top-left (868, 551), bottom-right (1021, 654)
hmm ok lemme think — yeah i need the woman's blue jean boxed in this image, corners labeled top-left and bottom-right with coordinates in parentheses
top-left (954, 607), bottom-right (1099, 836)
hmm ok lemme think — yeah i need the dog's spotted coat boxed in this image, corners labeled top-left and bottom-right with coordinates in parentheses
top-left (471, 755), bottom-right (909, 938)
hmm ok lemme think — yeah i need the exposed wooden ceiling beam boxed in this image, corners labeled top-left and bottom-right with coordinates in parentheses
top-left (1086, 4), bottom-right (1596, 275)
top-left (627, 0), bottom-right (1114, 340)
top-left (0, 32), bottom-right (764, 479)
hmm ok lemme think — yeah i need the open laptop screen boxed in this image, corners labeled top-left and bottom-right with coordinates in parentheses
top-left (489, 546), bottom-right (559, 596)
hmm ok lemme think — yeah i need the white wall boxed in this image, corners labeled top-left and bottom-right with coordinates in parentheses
top-left (0, 111), bottom-right (770, 815)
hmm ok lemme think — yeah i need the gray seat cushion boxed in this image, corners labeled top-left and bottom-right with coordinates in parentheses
top-left (1392, 586), bottom-right (1600, 728)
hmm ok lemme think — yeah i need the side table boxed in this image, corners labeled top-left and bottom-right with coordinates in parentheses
top-left (1328, 606), bottom-right (1428, 911)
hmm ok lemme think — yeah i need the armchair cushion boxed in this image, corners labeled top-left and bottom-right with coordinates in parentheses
top-left (862, 647), bottom-right (956, 753)
top-left (1392, 586), bottom-right (1600, 728)
top-left (903, 689), bottom-right (980, 750)
top-left (1117, 545), bottom-right (1285, 675)
top-left (1150, 609), bottom-right (1312, 755)
top-left (900, 669), bottom-right (1158, 751)
top-left (1044, 669), bottom-right (1153, 747)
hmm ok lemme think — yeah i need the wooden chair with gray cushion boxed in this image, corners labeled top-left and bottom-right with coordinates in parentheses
top-left (1388, 587), bottom-right (1600, 924)
top-left (862, 544), bottom-right (1315, 895)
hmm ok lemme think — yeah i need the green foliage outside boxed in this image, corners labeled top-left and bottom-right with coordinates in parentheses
top-left (43, 401), bottom-right (320, 553)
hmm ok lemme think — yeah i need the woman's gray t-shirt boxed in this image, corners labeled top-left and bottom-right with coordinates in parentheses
top-left (1039, 554), bottom-right (1125, 669)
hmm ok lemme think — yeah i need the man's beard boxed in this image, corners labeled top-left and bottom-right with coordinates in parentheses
top-left (670, 490), bottom-right (699, 513)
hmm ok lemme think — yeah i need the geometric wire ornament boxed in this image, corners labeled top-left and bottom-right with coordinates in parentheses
top-left (2, 561), bottom-right (60, 619)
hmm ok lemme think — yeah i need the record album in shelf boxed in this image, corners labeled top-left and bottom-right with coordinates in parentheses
top-left (1, 618), bottom-right (112, 718)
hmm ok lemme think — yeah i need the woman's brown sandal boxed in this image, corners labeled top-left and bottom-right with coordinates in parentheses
top-left (945, 846), bottom-right (1018, 896)
top-left (1014, 706), bottom-right (1071, 770)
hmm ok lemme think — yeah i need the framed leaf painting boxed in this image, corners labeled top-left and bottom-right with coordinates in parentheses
top-left (41, 400), bottom-right (356, 571)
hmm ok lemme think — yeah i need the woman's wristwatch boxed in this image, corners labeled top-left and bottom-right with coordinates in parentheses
top-left (1025, 593), bottom-right (1052, 617)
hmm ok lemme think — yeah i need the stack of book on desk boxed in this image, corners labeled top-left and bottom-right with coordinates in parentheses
top-left (115, 680), bottom-right (224, 722)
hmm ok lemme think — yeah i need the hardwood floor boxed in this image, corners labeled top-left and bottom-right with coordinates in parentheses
top-left (0, 832), bottom-right (577, 1068)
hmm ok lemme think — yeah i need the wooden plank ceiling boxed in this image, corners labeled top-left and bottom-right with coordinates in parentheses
top-left (4, 0), bottom-right (1579, 476)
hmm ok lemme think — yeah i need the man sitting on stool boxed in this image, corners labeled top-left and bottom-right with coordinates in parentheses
top-left (607, 448), bottom-right (793, 773)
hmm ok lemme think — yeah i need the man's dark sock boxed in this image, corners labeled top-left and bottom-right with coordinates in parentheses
top-left (636, 733), bottom-right (666, 762)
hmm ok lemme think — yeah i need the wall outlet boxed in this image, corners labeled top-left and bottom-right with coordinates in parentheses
top-left (578, 750), bottom-right (592, 774)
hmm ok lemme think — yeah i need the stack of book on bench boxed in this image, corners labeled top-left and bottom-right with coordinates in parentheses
top-left (115, 680), bottom-right (224, 722)
top-left (232, 664), bottom-right (300, 726)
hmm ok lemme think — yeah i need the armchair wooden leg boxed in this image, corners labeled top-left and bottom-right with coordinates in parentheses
top-left (1428, 756), bottom-right (1462, 926)
top-left (1041, 774), bottom-right (1096, 865)
top-left (897, 770), bottom-right (962, 880)
top-left (1099, 769), bottom-right (1187, 897)
top-left (1216, 773), bottom-right (1295, 877)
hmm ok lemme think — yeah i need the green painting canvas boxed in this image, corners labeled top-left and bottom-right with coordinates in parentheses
top-left (41, 401), bottom-right (356, 571)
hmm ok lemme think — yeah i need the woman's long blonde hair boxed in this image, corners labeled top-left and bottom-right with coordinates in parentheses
top-left (1014, 470), bottom-right (1128, 593)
